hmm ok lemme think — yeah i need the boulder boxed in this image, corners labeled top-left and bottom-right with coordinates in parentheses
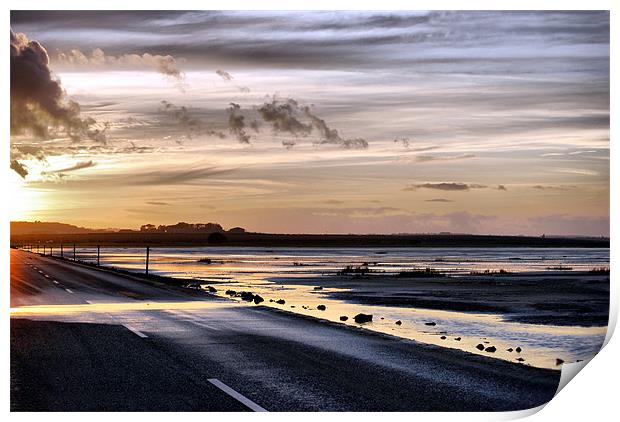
top-left (207, 286), bottom-right (217, 293)
top-left (225, 290), bottom-right (237, 296)
top-left (253, 294), bottom-right (264, 304)
top-left (507, 348), bottom-right (513, 352)
top-left (314, 286), bottom-right (323, 290)
top-left (516, 357), bottom-right (525, 362)
top-left (485, 346), bottom-right (497, 353)
top-left (240, 291), bottom-right (255, 302)
top-left (440, 336), bottom-right (447, 340)
top-left (340, 316), bottom-right (349, 321)
top-left (276, 299), bottom-right (286, 305)
top-left (556, 358), bottom-right (565, 366)
top-left (425, 322), bottom-right (436, 326)
top-left (454, 337), bottom-right (461, 341)
top-left (317, 305), bottom-right (326, 311)
top-left (476, 344), bottom-right (485, 351)
top-left (354, 313), bottom-right (373, 324)
top-left (515, 347), bottom-right (522, 353)
top-left (395, 320), bottom-right (402, 326)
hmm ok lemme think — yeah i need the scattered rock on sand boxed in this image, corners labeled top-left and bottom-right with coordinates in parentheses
top-left (507, 348), bottom-right (513, 352)
top-left (516, 358), bottom-right (525, 362)
top-left (317, 305), bottom-right (326, 311)
top-left (207, 286), bottom-right (217, 293)
top-left (354, 313), bottom-right (373, 324)
top-left (440, 336), bottom-right (446, 340)
top-left (314, 286), bottom-right (323, 290)
top-left (276, 299), bottom-right (286, 305)
top-left (425, 322), bottom-right (436, 326)
top-left (395, 320), bottom-right (402, 325)
top-left (225, 290), bottom-right (237, 296)
top-left (515, 347), bottom-right (522, 353)
top-left (556, 358), bottom-right (565, 366)
top-left (485, 346), bottom-right (497, 353)
top-left (253, 294), bottom-right (264, 304)
top-left (240, 291), bottom-right (255, 302)
top-left (476, 344), bottom-right (485, 351)
top-left (454, 337), bottom-right (461, 341)
top-left (340, 316), bottom-right (348, 321)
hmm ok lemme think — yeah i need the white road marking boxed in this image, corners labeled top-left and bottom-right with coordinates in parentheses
top-left (44, 274), bottom-right (50, 278)
top-left (184, 319), bottom-right (221, 331)
top-left (65, 289), bottom-right (74, 294)
top-left (52, 280), bottom-right (59, 284)
top-left (85, 300), bottom-right (92, 304)
top-left (38, 271), bottom-right (43, 274)
top-left (123, 324), bottom-right (148, 338)
top-left (207, 379), bottom-right (267, 412)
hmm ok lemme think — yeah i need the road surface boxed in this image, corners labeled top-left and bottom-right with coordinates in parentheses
top-left (10, 248), bottom-right (560, 411)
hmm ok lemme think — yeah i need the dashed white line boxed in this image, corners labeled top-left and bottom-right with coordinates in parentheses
top-left (52, 280), bottom-right (59, 284)
top-left (207, 379), bottom-right (267, 412)
top-left (65, 288), bottom-right (74, 294)
top-left (44, 274), bottom-right (50, 278)
top-left (85, 300), bottom-right (92, 304)
top-left (184, 320), bottom-right (222, 331)
top-left (123, 324), bottom-right (148, 338)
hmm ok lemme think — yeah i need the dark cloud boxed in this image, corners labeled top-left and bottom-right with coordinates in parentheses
top-left (257, 98), bottom-right (312, 136)
top-left (160, 100), bottom-right (225, 139)
top-left (10, 160), bottom-right (28, 178)
top-left (255, 97), bottom-right (368, 149)
top-left (226, 102), bottom-right (251, 144)
top-left (10, 30), bottom-right (102, 141)
top-left (404, 182), bottom-right (488, 191)
top-left (215, 69), bottom-right (233, 81)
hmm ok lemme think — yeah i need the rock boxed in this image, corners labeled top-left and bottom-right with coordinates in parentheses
top-left (454, 337), bottom-right (461, 341)
top-left (515, 347), bottom-right (522, 353)
top-left (440, 336), bottom-right (446, 340)
top-left (507, 348), bottom-right (513, 352)
top-left (207, 286), bottom-right (217, 293)
top-left (317, 305), bottom-right (326, 311)
top-left (313, 286), bottom-right (323, 290)
top-left (276, 299), bottom-right (286, 305)
top-left (291, 305), bottom-right (295, 308)
top-left (556, 358), bottom-right (565, 366)
top-left (485, 346), bottom-right (497, 353)
top-left (476, 344), bottom-right (485, 351)
top-left (253, 294), bottom-right (264, 304)
top-left (380, 317), bottom-right (385, 320)
top-left (395, 320), bottom-right (402, 325)
top-left (340, 316), bottom-right (348, 321)
top-left (516, 358), bottom-right (525, 362)
top-left (240, 291), bottom-right (255, 302)
top-left (425, 322), bottom-right (436, 326)
top-left (269, 299), bottom-right (274, 302)
top-left (483, 341), bottom-right (490, 344)
top-left (225, 290), bottom-right (237, 296)
top-left (354, 313), bottom-right (373, 324)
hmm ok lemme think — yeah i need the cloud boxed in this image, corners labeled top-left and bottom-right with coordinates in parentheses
top-left (257, 98), bottom-right (312, 136)
top-left (10, 30), bottom-right (101, 141)
top-left (226, 103), bottom-right (251, 144)
top-left (10, 160), bottom-right (28, 178)
top-left (404, 182), bottom-right (488, 191)
top-left (425, 198), bottom-right (453, 202)
top-left (254, 97), bottom-right (368, 149)
top-left (42, 160), bottom-right (96, 174)
top-left (159, 100), bottom-right (226, 139)
top-left (414, 153), bottom-right (476, 163)
top-left (532, 184), bottom-right (577, 191)
top-left (57, 48), bottom-right (185, 82)
top-left (215, 69), bottom-right (233, 81)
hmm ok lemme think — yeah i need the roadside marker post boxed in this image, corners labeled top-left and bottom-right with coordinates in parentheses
top-left (97, 245), bottom-right (100, 267)
top-left (145, 246), bottom-right (150, 276)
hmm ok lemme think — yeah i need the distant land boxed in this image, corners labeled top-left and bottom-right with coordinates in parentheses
top-left (10, 221), bottom-right (610, 248)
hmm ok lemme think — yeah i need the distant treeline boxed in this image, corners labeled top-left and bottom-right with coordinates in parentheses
top-left (10, 231), bottom-right (610, 248)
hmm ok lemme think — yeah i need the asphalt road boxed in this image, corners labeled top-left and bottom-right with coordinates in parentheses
top-left (10, 248), bottom-right (561, 411)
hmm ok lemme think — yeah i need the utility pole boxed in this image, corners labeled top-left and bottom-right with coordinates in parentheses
top-left (60, 244), bottom-right (63, 258)
top-left (145, 246), bottom-right (150, 276)
top-left (97, 245), bottom-right (100, 267)
top-left (73, 244), bottom-right (76, 261)
top-left (43, 245), bottom-right (46, 255)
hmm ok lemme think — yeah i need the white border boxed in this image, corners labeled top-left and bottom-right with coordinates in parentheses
top-left (3, 1), bottom-right (617, 420)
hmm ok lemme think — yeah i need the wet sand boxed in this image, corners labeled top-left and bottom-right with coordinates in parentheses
top-left (268, 271), bottom-right (610, 327)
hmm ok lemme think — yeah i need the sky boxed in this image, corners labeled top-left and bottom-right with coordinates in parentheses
top-left (9, 11), bottom-right (610, 235)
